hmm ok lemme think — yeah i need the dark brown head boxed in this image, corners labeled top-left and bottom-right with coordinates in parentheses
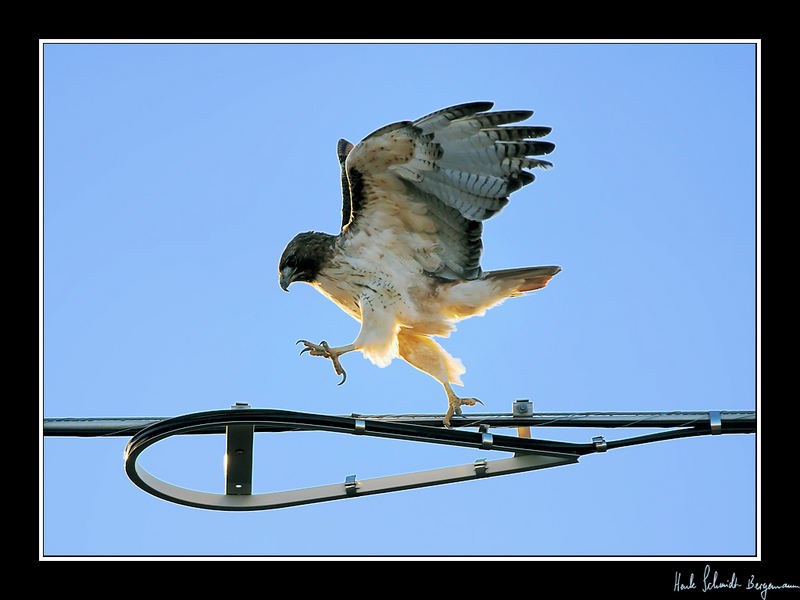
top-left (278, 231), bottom-right (336, 291)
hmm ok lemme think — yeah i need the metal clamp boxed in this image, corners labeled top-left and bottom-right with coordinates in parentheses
top-left (513, 398), bottom-right (534, 417)
top-left (481, 432), bottom-right (494, 449)
top-left (474, 459), bottom-right (488, 477)
top-left (345, 474), bottom-right (358, 496)
top-left (709, 411), bottom-right (722, 435)
top-left (592, 435), bottom-right (608, 452)
top-left (354, 419), bottom-right (366, 434)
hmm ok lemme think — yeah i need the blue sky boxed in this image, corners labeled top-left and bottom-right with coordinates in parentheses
top-left (41, 41), bottom-right (757, 557)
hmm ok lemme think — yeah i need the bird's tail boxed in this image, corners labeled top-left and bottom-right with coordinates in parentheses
top-left (483, 265), bottom-right (562, 296)
top-left (441, 265), bottom-right (561, 321)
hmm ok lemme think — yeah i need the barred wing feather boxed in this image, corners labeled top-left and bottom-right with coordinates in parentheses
top-left (341, 102), bottom-right (554, 281)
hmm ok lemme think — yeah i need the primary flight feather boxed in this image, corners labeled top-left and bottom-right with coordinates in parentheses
top-left (278, 102), bottom-right (560, 427)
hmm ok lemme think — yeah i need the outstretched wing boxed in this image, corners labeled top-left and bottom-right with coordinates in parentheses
top-left (337, 138), bottom-right (355, 229)
top-left (340, 102), bottom-right (554, 281)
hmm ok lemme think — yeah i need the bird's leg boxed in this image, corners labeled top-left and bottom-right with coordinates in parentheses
top-left (296, 340), bottom-right (356, 385)
top-left (394, 330), bottom-right (484, 429)
top-left (442, 382), bottom-right (483, 429)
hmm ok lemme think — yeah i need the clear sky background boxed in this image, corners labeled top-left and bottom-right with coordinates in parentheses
top-left (41, 41), bottom-right (757, 557)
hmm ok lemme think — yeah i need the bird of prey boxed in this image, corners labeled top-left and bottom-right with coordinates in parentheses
top-left (278, 101), bottom-right (560, 427)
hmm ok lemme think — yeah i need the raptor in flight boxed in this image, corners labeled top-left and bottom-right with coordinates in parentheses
top-left (278, 102), bottom-right (560, 427)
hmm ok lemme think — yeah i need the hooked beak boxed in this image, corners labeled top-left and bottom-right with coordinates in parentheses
top-left (279, 266), bottom-right (296, 292)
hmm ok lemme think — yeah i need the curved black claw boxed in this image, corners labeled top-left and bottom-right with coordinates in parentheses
top-left (296, 339), bottom-right (316, 356)
top-left (319, 341), bottom-right (347, 386)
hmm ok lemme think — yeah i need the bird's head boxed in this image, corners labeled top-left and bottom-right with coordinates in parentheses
top-left (278, 231), bottom-right (335, 291)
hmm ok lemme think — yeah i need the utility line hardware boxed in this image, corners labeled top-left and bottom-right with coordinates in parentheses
top-left (43, 403), bottom-right (755, 511)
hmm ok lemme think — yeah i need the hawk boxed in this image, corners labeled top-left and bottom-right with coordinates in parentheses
top-left (278, 102), bottom-right (560, 427)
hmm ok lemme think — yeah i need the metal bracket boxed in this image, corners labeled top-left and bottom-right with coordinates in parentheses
top-left (513, 398), bottom-right (533, 442)
top-left (225, 403), bottom-right (254, 495)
